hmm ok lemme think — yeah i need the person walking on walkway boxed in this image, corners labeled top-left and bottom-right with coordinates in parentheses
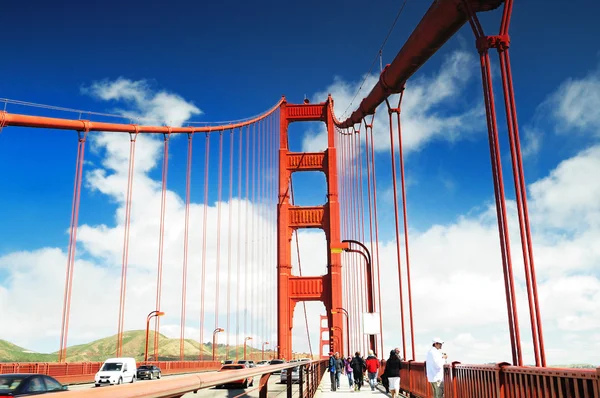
top-left (350, 351), bottom-right (366, 391)
top-left (334, 352), bottom-right (344, 390)
top-left (365, 350), bottom-right (380, 391)
top-left (343, 356), bottom-right (354, 388)
top-left (384, 349), bottom-right (401, 398)
top-left (328, 352), bottom-right (337, 391)
top-left (426, 337), bottom-right (447, 398)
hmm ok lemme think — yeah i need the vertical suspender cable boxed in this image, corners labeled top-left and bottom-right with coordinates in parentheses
top-left (215, 132), bottom-right (224, 339)
top-left (154, 132), bottom-right (170, 361)
top-left (58, 128), bottom-right (88, 362)
top-left (385, 99), bottom-right (407, 359)
top-left (236, 126), bottom-right (244, 361)
top-left (200, 133), bottom-right (211, 360)
top-left (226, 130), bottom-right (234, 359)
top-left (244, 122), bottom-right (250, 350)
top-left (368, 121), bottom-right (384, 357)
top-left (396, 101), bottom-right (416, 360)
top-left (251, 121), bottom-right (257, 354)
top-left (117, 131), bottom-right (138, 357)
top-left (180, 133), bottom-right (193, 361)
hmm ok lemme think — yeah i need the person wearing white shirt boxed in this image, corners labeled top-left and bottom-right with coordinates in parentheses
top-left (425, 337), bottom-right (447, 398)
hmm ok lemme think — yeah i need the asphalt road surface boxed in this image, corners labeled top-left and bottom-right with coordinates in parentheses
top-left (67, 371), bottom-right (301, 398)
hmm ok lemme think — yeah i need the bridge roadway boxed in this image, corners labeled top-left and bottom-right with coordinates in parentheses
top-left (66, 368), bottom-right (393, 398)
top-left (66, 370), bottom-right (298, 397)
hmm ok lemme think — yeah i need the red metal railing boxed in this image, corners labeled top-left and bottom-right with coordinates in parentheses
top-left (0, 361), bottom-right (221, 384)
top-left (393, 361), bottom-right (600, 398)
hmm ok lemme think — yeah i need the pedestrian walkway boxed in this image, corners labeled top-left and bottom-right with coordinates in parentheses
top-left (314, 373), bottom-right (407, 398)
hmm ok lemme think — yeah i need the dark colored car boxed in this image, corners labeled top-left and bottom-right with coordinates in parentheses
top-left (136, 365), bottom-right (162, 380)
top-left (269, 359), bottom-right (285, 374)
top-left (0, 374), bottom-right (68, 396)
top-left (223, 360), bottom-right (234, 365)
top-left (217, 364), bottom-right (253, 388)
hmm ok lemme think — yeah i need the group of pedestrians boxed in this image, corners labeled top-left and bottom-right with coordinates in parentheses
top-left (328, 350), bottom-right (380, 392)
top-left (327, 336), bottom-right (447, 398)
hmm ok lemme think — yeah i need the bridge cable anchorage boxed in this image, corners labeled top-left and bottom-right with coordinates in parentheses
top-left (200, 133), bottom-right (211, 360)
top-left (385, 95), bottom-right (408, 360)
top-left (154, 131), bottom-right (171, 361)
top-left (58, 124), bottom-right (89, 362)
top-left (180, 132), bottom-right (193, 361)
top-left (340, 0), bottom-right (411, 121)
top-left (116, 128), bottom-right (139, 358)
top-left (461, 0), bottom-right (545, 367)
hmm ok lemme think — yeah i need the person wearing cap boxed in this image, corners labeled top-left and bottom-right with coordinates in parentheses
top-left (328, 351), bottom-right (337, 391)
top-left (365, 349), bottom-right (380, 391)
top-left (426, 337), bottom-right (447, 398)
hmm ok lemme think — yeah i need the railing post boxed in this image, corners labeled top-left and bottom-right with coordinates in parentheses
top-left (287, 365), bottom-right (293, 398)
top-left (595, 367), bottom-right (600, 397)
top-left (451, 361), bottom-right (461, 398)
top-left (495, 362), bottom-right (510, 398)
top-left (299, 365), bottom-right (304, 398)
top-left (259, 373), bottom-right (271, 398)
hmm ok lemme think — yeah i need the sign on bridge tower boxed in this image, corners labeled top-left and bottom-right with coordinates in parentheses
top-left (277, 96), bottom-right (343, 360)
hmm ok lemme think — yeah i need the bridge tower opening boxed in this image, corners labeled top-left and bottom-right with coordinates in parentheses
top-left (277, 96), bottom-right (343, 360)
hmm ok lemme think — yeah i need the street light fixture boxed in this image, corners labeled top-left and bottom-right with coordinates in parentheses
top-left (212, 328), bottom-right (225, 361)
top-left (144, 310), bottom-right (165, 362)
top-left (262, 341), bottom-right (270, 361)
top-left (243, 337), bottom-right (253, 360)
top-left (331, 308), bottom-right (350, 357)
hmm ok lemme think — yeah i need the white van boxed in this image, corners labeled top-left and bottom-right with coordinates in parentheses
top-left (94, 357), bottom-right (137, 387)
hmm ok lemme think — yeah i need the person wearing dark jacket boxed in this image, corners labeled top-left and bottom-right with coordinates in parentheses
top-left (384, 349), bottom-right (401, 398)
top-left (350, 351), bottom-right (367, 391)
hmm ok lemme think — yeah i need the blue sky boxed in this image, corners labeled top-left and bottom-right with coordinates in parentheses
top-left (1, 0), bottom-right (599, 365)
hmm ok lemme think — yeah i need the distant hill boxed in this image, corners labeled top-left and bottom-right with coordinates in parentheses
top-left (0, 340), bottom-right (56, 362)
top-left (0, 331), bottom-right (273, 363)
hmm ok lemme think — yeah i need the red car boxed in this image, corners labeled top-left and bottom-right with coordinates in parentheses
top-left (217, 364), bottom-right (254, 388)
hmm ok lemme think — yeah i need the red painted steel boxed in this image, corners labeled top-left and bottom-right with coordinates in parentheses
top-left (59, 130), bottom-right (88, 362)
top-left (391, 94), bottom-right (416, 361)
top-left (277, 97), bottom-right (343, 359)
top-left (180, 133), bottom-right (193, 360)
top-left (200, 134), bottom-right (211, 360)
top-left (116, 132), bottom-right (138, 358)
top-left (337, 0), bottom-right (503, 128)
top-left (0, 99), bottom-right (284, 134)
top-left (386, 98), bottom-right (407, 360)
top-left (154, 134), bottom-right (170, 361)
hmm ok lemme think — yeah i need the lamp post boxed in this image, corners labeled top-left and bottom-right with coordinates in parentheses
top-left (212, 328), bottom-right (224, 361)
top-left (243, 337), bottom-right (252, 360)
top-left (145, 310), bottom-right (165, 362)
top-left (342, 239), bottom-right (376, 352)
top-left (332, 308), bottom-right (350, 357)
top-left (262, 342), bottom-right (270, 361)
top-left (330, 327), bottom-right (342, 354)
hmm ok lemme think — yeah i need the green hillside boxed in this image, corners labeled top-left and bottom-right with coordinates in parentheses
top-left (0, 330), bottom-right (271, 363)
top-left (0, 340), bottom-right (56, 362)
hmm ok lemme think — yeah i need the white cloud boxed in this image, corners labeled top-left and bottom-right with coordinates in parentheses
top-left (522, 65), bottom-right (600, 156)
top-left (1, 65), bottom-right (600, 370)
top-left (82, 78), bottom-right (202, 126)
top-left (303, 51), bottom-right (484, 154)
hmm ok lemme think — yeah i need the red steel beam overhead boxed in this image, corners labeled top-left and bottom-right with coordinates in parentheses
top-left (338, 0), bottom-right (503, 128)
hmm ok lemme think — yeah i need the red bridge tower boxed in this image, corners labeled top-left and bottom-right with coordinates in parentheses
top-left (277, 96), bottom-right (343, 360)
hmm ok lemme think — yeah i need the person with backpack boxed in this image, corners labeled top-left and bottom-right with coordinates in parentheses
top-left (350, 351), bottom-right (367, 391)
